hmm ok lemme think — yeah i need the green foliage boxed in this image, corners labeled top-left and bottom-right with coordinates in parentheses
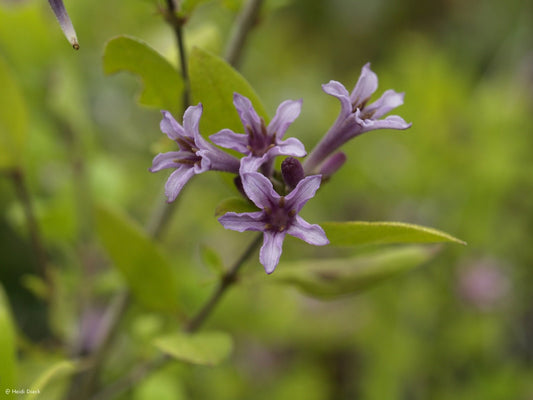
top-left (214, 196), bottom-right (258, 216)
top-left (199, 245), bottom-right (225, 274)
top-left (25, 361), bottom-right (77, 400)
top-left (189, 47), bottom-right (268, 135)
top-left (103, 35), bottom-right (183, 114)
top-left (322, 221), bottom-right (466, 247)
top-left (94, 203), bottom-right (180, 312)
top-left (0, 56), bottom-right (27, 169)
top-left (154, 331), bottom-right (233, 366)
top-left (269, 246), bottom-right (436, 298)
top-left (0, 285), bottom-right (17, 394)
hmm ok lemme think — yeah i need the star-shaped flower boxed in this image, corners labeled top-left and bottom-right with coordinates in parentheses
top-left (218, 172), bottom-right (329, 274)
top-left (210, 93), bottom-right (307, 174)
top-left (304, 63), bottom-right (412, 173)
top-left (149, 105), bottom-right (240, 202)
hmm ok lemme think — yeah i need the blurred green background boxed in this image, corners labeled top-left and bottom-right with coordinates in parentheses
top-left (1, 0), bottom-right (533, 398)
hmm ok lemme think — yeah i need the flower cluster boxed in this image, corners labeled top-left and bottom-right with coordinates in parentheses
top-left (150, 64), bottom-right (410, 273)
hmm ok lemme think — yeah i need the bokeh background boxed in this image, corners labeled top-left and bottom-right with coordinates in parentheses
top-left (1, 0), bottom-right (533, 398)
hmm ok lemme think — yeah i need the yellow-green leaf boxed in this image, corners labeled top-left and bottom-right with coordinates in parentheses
top-left (95, 203), bottom-right (179, 312)
top-left (25, 360), bottom-right (77, 400)
top-left (154, 331), bottom-right (233, 366)
top-left (322, 221), bottom-right (466, 247)
top-left (103, 35), bottom-right (183, 114)
top-left (214, 196), bottom-right (258, 217)
top-left (0, 285), bottom-right (17, 394)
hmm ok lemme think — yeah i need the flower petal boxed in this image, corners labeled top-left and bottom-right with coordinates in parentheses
top-left (183, 104), bottom-right (203, 138)
top-left (210, 129), bottom-right (250, 154)
top-left (233, 93), bottom-right (263, 134)
top-left (364, 90), bottom-right (405, 119)
top-left (48, 0), bottom-right (79, 49)
top-left (239, 155), bottom-right (267, 174)
top-left (269, 137), bottom-right (307, 158)
top-left (160, 110), bottom-right (185, 140)
top-left (241, 172), bottom-right (279, 209)
top-left (285, 175), bottom-right (322, 212)
top-left (356, 112), bottom-right (412, 132)
top-left (218, 211), bottom-right (265, 232)
top-left (164, 166), bottom-right (196, 202)
top-left (350, 63), bottom-right (378, 106)
top-left (322, 80), bottom-right (352, 117)
top-left (260, 231), bottom-right (286, 274)
top-left (149, 151), bottom-right (183, 172)
top-left (268, 99), bottom-right (302, 139)
top-left (287, 215), bottom-right (329, 246)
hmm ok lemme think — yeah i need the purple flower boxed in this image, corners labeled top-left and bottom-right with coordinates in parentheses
top-left (210, 93), bottom-right (307, 174)
top-left (149, 105), bottom-right (240, 202)
top-left (218, 172), bottom-right (329, 274)
top-left (304, 63), bottom-right (412, 173)
top-left (48, 0), bottom-right (79, 50)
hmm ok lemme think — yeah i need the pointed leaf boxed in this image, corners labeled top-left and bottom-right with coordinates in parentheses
top-left (270, 246), bottom-right (437, 298)
top-left (322, 221), bottom-right (466, 247)
top-left (0, 56), bottom-right (27, 169)
top-left (189, 47), bottom-right (268, 134)
top-left (95, 203), bottom-right (179, 312)
top-left (154, 331), bottom-right (233, 366)
top-left (214, 196), bottom-right (258, 217)
top-left (25, 360), bottom-right (77, 400)
top-left (103, 35), bottom-right (183, 114)
top-left (0, 285), bottom-right (17, 394)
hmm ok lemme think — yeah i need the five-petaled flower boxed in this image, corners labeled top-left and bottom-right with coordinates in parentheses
top-left (304, 63), bottom-right (412, 174)
top-left (218, 172), bottom-right (329, 274)
top-left (210, 93), bottom-right (307, 175)
top-left (149, 105), bottom-right (240, 202)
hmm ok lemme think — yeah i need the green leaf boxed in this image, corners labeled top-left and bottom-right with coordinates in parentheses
top-left (214, 196), bottom-right (258, 217)
top-left (199, 245), bottom-right (225, 274)
top-left (103, 35), bottom-right (183, 114)
top-left (25, 361), bottom-right (77, 400)
top-left (94, 203), bottom-right (179, 312)
top-left (270, 246), bottom-right (437, 299)
top-left (154, 331), bottom-right (233, 366)
top-left (0, 56), bottom-right (27, 169)
top-left (189, 47), bottom-right (268, 135)
top-left (322, 221), bottom-right (466, 247)
top-left (0, 285), bottom-right (17, 394)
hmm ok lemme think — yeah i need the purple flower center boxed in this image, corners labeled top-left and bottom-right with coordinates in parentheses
top-left (245, 120), bottom-right (276, 157)
top-left (175, 137), bottom-right (202, 166)
top-left (263, 197), bottom-right (296, 233)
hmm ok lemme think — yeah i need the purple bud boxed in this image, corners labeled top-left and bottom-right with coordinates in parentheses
top-left (319, 152), bottom-right (346, 179)
top-left (281, 157), bottom-right (305, 189)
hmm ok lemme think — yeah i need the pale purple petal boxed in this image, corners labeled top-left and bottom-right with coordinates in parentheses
top-left (160, 110), bottom-right (185, 140)
top-left (319, 152), bottom-right (346, 177)
top-left (233, 93), bottom-right (262, 134)
top-left (364, 90), bottom-right (405, 119)
top-left (322, 81), bottom-right (352, 117)
top-left (287, 215), bottom-right (329, 246)
top-left (356, 112), bottom-right (412, 132)
top-left (350, 63), bottom-right (378, 105)
top-left (149, 151), bottom-right (183, 172)
top-left (269, 137), bottom-right (307, 158)
top-left (285, 175), bottom-right (322, 212)
top-left (241, 172), bottom-right (279, 209)
top-left (267, 99), bottom-right (302, 139)
top-left (218, 211), bottom-right (265, 232)
top-left (260, 231), bottom-right (286, 274)
top-left (48, 0), bottom-right (79, 49)
top-left (210, 129), bottom-right (250, 154)
top-left (183, 104), bottom-right (203, 138)
top-left (165, 166), bottom-right (196, 202)
top-left (239, 155), bottom-right (267, 174)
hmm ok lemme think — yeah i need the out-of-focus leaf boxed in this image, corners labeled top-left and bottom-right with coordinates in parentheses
top-left (21, 274), bottom-right (50, 300)
top-left (199, 245), bottom-right (225, 274)
top-left (103, 35), bottom-right (183, 114)
top-left (0, 285), bottom-right (17, 394)
top-left (269, 246), bottom-right (437, 298)
top-left (94, 203), bottom-right (179, 312)
top-left (189, 47), bottom-right (268, 135)
top-left (0, 56), bottom-right (27, 169)
top-left (322, 221), bottom-right (466, 247)
top-left (25, 360), bottom-right (77, 400)
top-left (181, 0), bottom-right (212, 15)
top-left (214, 197), bottom-right (257, 217)
top-left (154, 331), bottom-right (233, 366)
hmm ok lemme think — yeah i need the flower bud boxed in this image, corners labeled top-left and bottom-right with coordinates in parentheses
top-left (281, 157), bottom-right (305, 189)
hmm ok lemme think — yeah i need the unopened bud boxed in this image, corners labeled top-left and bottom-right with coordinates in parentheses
top-left (281, 157), bottom-right (305, 189)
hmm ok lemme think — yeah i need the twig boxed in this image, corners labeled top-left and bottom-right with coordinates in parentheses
top-left (224, 0), bottom-right (265, 68)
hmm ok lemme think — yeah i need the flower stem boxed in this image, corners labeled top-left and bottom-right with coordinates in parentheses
top-left (88, 233), bottom-right (263, 400)
top-left (224, 0), bottom-right (265, 68)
